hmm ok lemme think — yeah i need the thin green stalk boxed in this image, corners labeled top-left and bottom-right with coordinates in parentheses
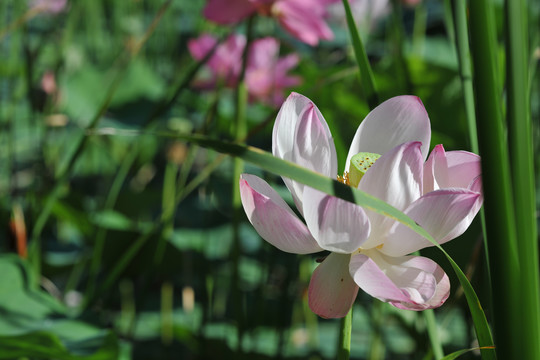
top-left (505, 0), bottom-right (540, 358)
top-left (154, 160), bottom-right (178, 265)
top-left (341, 0), bottom-right (379, 108)
top-left (337, 309), bottom-right (352, 360)
top-left (469, 0), bottom-right (520, 358)
top-left (450, 0), bottom-right (479, 153)
top-left (450, 0), bottom-right (491, 301)
top-left (424, 309), bottom-right (444, 360)
top-left (442, 0), bottom-right (456, 46)
top-left (160, 281), bottom-right (174, 345)
top-left (368, 302), bottom-right (385, 360)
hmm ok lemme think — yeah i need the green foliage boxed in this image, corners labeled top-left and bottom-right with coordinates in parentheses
top-left (1, 0), bottom-right (539, 358)
top-left (0, 256), bottom-right (118, 359)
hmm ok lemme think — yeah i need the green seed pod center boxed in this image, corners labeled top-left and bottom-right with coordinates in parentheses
top-left (349, 152), bottom-right (381, 188)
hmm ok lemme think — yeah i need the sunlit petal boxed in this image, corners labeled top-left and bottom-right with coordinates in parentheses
top-left (358, 142), bottom-right (423, 249)
top-left (239, 174), bottom-right (322, 254)
top-left (272, 93), bottom-right (337, 213)
top-left (349, 250), bottom-right (448, 310)
top-left (381, 189), bottom-right (482, 257)
top-left (346, 96), bottom-right (431, 170)
top-left (303, 187), bottom-right (370, 253)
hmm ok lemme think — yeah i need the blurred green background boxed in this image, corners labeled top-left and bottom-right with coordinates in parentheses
top-left (0, 0), bottom-right (538, 359)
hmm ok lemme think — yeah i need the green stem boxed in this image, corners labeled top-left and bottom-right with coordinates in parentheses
top-left (450, 0), bottom-right (491, 303)
top-left (424, 309), bottom-right (444, 359)
top-left (155, 160), bottom-right (178, 265)
top-left (505, 0), bottom-right (540, 358)
top-left (337, 309), bottom-right (352, 360)
top-left (469, 0), bottom-right (520, 358)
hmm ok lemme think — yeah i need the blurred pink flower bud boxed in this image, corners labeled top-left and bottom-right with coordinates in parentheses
top-left (41, 71), bottom-right (57, 95)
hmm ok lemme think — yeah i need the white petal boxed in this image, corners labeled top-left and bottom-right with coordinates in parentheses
top-left (309, 253), bottom-right (359, 318)
top-left (358, 142), bottom-right (423, 249)
top-left (445, 151), bottom-right (482, 189)
top-left (381, 189), bottom-right (482, 257)
top-left (239, 174), bottom-right (322, 254)
top-left (423, 144), bottom-right (449, 193)
top-left (349, 251), bottom-right (449, 310)
top-left (345, 95), bottom-right (431, 172)
top-left (423, 146), bottom-right (482, 193)
top-left (303, 187), bottom-right (370, 254)
top-left (272, 92), bottom-right (337, 214)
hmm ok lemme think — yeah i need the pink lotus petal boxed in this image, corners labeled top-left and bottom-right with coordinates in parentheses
top-left (272, 93), bottom-right (336, 214)
top-left (423, 144), bottom-right (449, 193)
top-left (345, 96), bottom-right (431, 171)
top-left (245, 39), bottom-right (301, 106)
top-left (240, 174), bottom-right (322, 254)
top-left (248, 37), bottom-right (280, 69)
top-left (309, 253), bottom-right (359, 318)
top-left (203, 0), bottom-right (257, 24)
top-left (188, 34), bottom-right (246, 87)
top-left (273, 0), bottom-right (334, 45)
top-left (424, 145), bottom-right (481, 193)
top-left (292, 104), bottom-right (338, 179)
top-left (470, 175), bottom-right (483, 194)
top-left (390, 255), bottom-right (450, 310)
top-left (350, 250), bottom-right (448, 310)
top-left (303, 187), bottom-right (370, 253)
top-left (187, 34), bottom-right (217, 61)
top-left (446, 151), bottom-right (482, 190)
top-left (358, 142), bottom-right (423, 249)
top-left (381, 189), bottom-right (482, 257)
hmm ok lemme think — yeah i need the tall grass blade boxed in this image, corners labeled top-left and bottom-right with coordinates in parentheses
top-left (469, 0), bottom-right (520, 357)
top-left (341, 0), bottom-right (379, 108)
top-left (505, 0), bottom-right (540, 357)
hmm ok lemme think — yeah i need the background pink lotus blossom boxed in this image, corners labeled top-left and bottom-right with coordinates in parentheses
top-left (188, 34), bottom-right (301, 106)
top-left (203, 0), bottom-right (337, 46)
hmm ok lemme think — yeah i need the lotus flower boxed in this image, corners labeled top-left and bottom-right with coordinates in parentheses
top-left (239, 93), bottom-right (482, 318)
top-left (188, 34), bottom-right (301, 106)
top-left (203, 0), bottom-right (337, 46)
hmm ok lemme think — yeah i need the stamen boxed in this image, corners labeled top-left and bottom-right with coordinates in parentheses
top-left (337, 172), bottom-right (350, 185)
